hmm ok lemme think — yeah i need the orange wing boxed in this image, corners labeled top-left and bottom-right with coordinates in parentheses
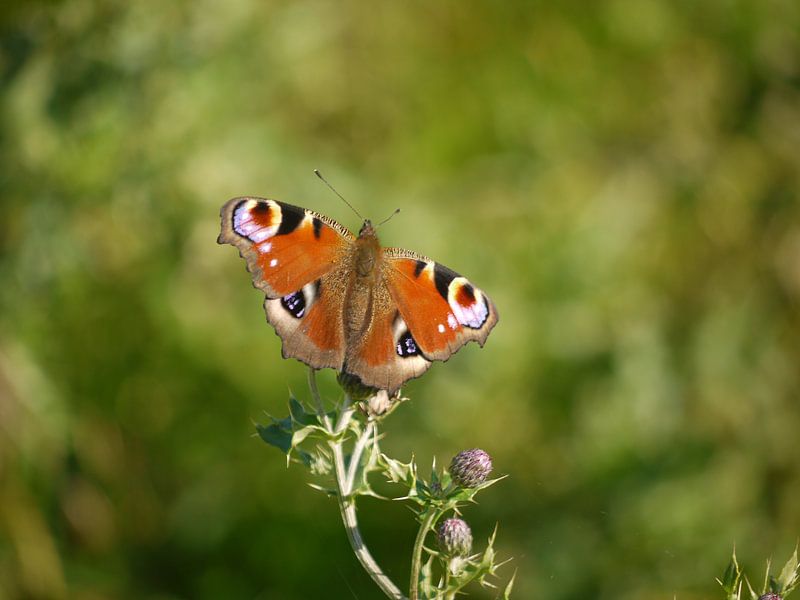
top-left (219, 197), bottom-right (354, 369)
top-left (342, 287), bottom-right (433, 393)
top-left (218, 197), bottom-right (353, 297)
top-left (383, 249), bottom-right (498, 362)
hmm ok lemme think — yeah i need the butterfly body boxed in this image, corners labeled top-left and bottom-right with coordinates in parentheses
top-left (219, 197), bottom-right (498, 393)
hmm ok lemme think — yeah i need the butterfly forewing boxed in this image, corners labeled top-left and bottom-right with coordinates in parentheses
top-left (383, 249), bottom-right (499, 362)
top-left (219, 197), bottom-right (353, 298)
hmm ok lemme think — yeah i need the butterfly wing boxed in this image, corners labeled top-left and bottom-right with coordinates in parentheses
top-left (219, 197), bottom-right (354, 369)
top-left (345, 247), bottom-right (498, 393)
top-left (341, 284), bottom-right (434, 393)
top-left (383, 248), bottom-right (499, 362)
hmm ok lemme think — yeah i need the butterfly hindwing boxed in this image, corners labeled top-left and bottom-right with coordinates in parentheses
top-left (383, 249), bottom-right (498, 362)
top-left (343, 285), bottom-right (432, 392)
top-left (264, 273), bottom-right (347, 370)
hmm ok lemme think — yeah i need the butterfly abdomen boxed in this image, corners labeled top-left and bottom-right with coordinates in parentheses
top-left (343, 230), bottom-right (385, 345)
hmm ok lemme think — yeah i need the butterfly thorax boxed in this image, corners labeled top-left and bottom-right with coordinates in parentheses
top-left (354, 220), bottom-right (380, 278)
top-left (342, 220), bottom-right (388, 348)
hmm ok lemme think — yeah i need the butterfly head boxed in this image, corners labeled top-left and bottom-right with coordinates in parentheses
top-left (358, 219), bottom-right (376, 239)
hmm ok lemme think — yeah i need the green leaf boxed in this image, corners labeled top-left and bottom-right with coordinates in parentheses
top-left (499, 570), bottom-right (516, 599)
top-left (777, 547), bottom-right (800, 592)
top-left (719, 550), bottom-right (741, 595)
top-left (291, 424), bottom-right (328, 446)
top-left (744, 575), bottom-right (758, 600)
top-left (380, 453), bottom-right (418, 491)
top-left (350, 431), bottom-right (387, 499)
top-left (256, 422), bottom-right (292, 454)
top-left (291, 447), bottom-right (314, 468)
top-left (418, 555), bottom-right (436, 599)
top-left (307, 482), bottom-right (337, 496)
top-left (439, 527), bottom-right (506, 595)
top-left (289, 396), bottom-right (317, 426)
top-left (307, 448), bottom-right (332, 476)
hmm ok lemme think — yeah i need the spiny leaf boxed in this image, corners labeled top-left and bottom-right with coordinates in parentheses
top-left (307, 482), bottom-right (337, 496)
top-left (291, 423), bottom-right (329, 447)
top-left (380, 453), bottom-right (418, 494)
top-left (719, 549), bottom-right (742, 594)
top-left (418, 554), bottom-right (436, 598)
top-left (744, 575), bottom-right (758, 600)
top-left (777, 546), bottom-right (800, 592)
top-left (256, 422), bottom-right (292, 454)
top-left (307, 448), bottom-right (332, 476)
top-left (289, 396), bottom-right (318, 426)
top-left (350, 432), bottom-right (387, 499)
top-left (499, 570), bottom-right (516, 599)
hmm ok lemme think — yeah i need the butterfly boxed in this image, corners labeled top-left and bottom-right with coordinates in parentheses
top-left (218, 197), bottom-right (498, 394)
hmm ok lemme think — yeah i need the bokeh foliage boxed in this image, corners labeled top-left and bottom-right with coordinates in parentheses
top-left (1, 0), bottom-right (799, 598)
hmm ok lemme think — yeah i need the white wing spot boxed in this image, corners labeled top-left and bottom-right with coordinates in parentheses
top-left (447, 313), bottom-right (458, 330)
top-left (258, 242), bottom-right (272, 254)
top-left (437, 323), bottom-right (445, 333)
top-left (269, 258), bottom-right (278, 267)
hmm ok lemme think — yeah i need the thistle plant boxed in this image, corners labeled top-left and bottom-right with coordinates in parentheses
top-left (718, 547), bottom-right (800, 600)
top-left (256, 368), bottom-right (514, 599)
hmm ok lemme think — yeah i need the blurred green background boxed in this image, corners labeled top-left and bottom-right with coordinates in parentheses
top-left (2, 0), bottom-right (799, 598)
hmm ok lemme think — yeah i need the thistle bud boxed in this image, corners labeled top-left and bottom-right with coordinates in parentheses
top-left (437, 518), bottom-right (473, 558)
top-left (449, 448), bottom-right (493, 488)
top-left (759, 594), bottom-right (782, 600)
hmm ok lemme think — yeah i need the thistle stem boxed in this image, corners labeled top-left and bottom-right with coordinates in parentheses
top-left (346, 420), bottom-right (375, 491)
top-left (444, 570), bottom-right (455, 600)
top-left (332, 443), bottom-right (405, 599)
top-left (309, 369), bottom-right (406, 599)
top-left (409, 508), bottom-right (441, 600)
top-left (307, 369), bottom-right (332, 430)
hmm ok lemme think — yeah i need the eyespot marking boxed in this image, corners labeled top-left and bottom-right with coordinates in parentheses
top-left (396, 331), bottom-right (420, 357)
top-left (392, 311), bottom-right (422, 358)
top-left (279, 280), bottom-right (320, 319)
top-left (281, 291), bottom-right (305, 318)
top-left (233, 200), bottom-right (281, 242)
top-left (250, 201), bottom-right (272, 225)
top-left (456, 282), bottom-right (476, 307)
top-left (448, 277), bottom-right (489, 329)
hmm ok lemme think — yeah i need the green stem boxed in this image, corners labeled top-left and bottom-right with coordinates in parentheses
top-left (307, 369), bottom-right (332, 431)
top-left (409, 508), bottom-right (441, 600)
top-left (346, 420), bottom-right (375, 492)
top-left (332, 442), bottom-right (405, 599)
top-left (310, 369), bottom-right (405, 599)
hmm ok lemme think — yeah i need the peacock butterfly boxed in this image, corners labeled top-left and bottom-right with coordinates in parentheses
top-left (218, 196), bottom-right (498, 393)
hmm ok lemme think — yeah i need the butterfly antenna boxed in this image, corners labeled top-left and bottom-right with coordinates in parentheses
top-left (376, 208), bottom-right (400, 229)
top-left (314, 169), bottom-right (363, 221)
